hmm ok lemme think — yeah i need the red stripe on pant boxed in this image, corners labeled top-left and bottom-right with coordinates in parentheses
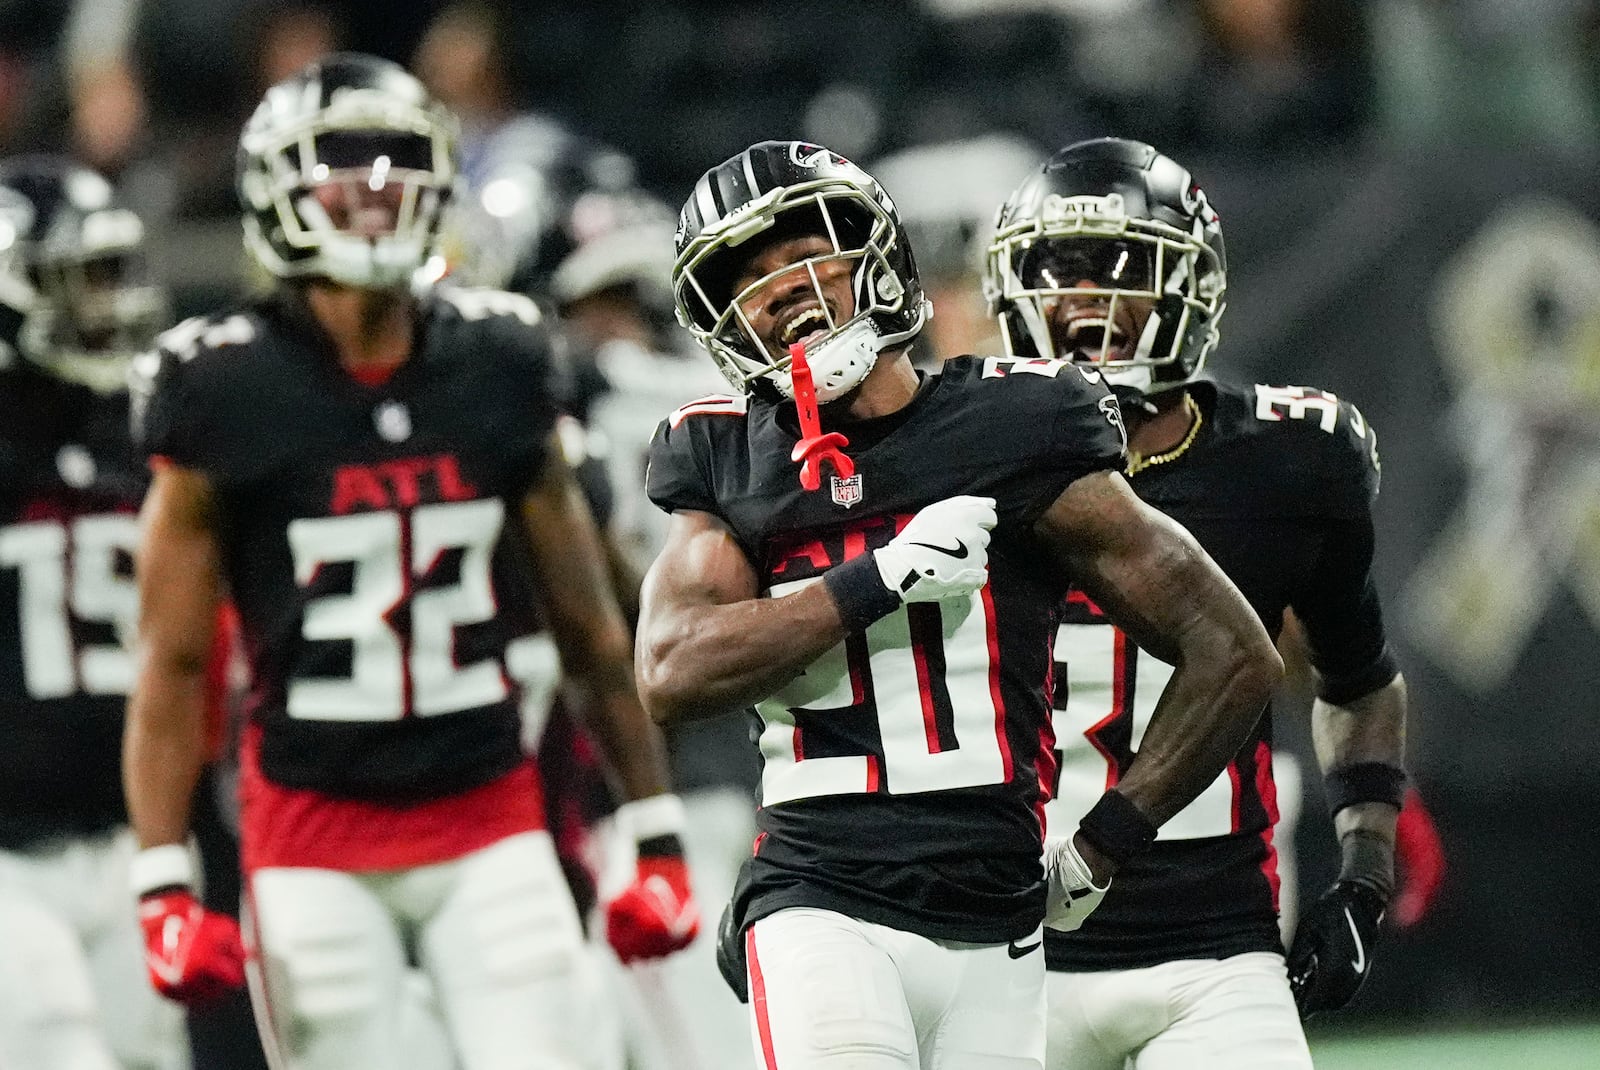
top-left (747, 926), bottom-right (779, 1070)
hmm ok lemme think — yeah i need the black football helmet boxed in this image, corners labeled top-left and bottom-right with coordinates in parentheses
top-left (0, 156), bottom-right (166, 393)
top-left (984, 138), bottom-right (1225, 395)
top-left (236, 53), bottom-right (459, 288)
top-left (672, 140), bottom-right (930, 401)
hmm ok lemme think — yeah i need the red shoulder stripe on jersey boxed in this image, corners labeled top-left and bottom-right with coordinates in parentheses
top-left (667, 394), bottom-right (747, 428)
top-left (748, 927), bottom-right (779, 1070)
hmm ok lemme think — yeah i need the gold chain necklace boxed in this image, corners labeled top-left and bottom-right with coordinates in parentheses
top-left (1127, 393), bottom-right (1203, 477)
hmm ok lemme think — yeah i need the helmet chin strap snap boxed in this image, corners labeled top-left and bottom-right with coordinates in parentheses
top-left (787, 342), bottom-right (855, 491)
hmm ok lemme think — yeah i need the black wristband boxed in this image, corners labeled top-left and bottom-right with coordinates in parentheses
top-left (1324, 762), bottom-right (1407, 815)
top-left (1077, 789), bottom-right (1159, 867)
top-left (1316, 647), bottom-right (1400, 706)
top-left (637, 833), bottom-right (686, 859)
top-left (822, 553), bottom-right (901, 634)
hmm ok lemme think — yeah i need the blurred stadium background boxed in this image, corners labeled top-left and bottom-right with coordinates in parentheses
top-left (3, 0), bottom-right (1597, 1066)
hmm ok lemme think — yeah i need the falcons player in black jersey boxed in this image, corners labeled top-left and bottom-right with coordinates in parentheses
top-left (637, 140), bottom-right (1282, 1069)
top-left (123, 54), bottom-right (698, 1070)
top-left (984, 138), bottom-right (1411, 1068)
top-left (0, 157), bottom-right (183, 1069)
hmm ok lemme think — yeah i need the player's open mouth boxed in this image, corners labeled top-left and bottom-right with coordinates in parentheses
top-left (778, 305), bottom-right (832, 350)
top-left (1065, 315), bottom-right (1132, 363)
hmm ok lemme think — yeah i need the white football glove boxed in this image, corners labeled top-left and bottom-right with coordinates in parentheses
top-left (1043, 834), bottom-right (1110, 932)
top-left (873, 495), bottom-right (996, 604)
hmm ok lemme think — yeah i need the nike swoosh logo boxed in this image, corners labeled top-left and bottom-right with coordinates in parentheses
top-left (908, 538), bottom-right (970, 560)
top-left (1006, 939), bottom-right (1041, 959)
top-left (642, 875), bottom-right (699, 939)
top-left (1344, 907), bottom-right (1366, 974)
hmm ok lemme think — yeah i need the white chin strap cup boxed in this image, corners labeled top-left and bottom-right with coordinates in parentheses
top-left (317, 233), bottom-right (428, 288)
top-left (772, 319), bottom-right (883, 402)
top-left (1102, 364), bottom-right (1154, 394)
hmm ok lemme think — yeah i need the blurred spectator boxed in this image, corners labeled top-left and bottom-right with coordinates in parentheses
top-left (871, 133), bottom-right (1044, 362)
top-left (415, 1), bottom-right (637, 291)
top-left (1371, 0), bottom-right (1600, 153)
top-left (128, 1), bottom-right (345, 221)
top-left (1185, 0), bottom-right (1373, 156)
top-left (0, 2), bottom-right (72, 158)
top-left (255, 3), bottom-right (341, 87)
top-left (62, 0), bottom-right (144, 174)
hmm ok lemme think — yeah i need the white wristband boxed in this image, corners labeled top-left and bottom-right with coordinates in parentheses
top-left (616, 794), bottom-right (686, 842)
top-left (129, 844), bottom-right (195, 897)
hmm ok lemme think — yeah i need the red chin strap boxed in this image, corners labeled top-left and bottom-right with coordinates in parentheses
top-left (787, 342), bottom-right (854, 491)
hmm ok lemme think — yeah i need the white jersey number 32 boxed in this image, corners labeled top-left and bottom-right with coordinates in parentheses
top-left (285, 499), bottom-right (508, 721)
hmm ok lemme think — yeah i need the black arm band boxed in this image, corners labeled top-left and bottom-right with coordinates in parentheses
top-left (822, 553), bottom-right (901, 634)
top-left (1316, 646), bottom-right (1400, 706)
top-left (1324, 761), bottom-right (1407, 815)
top-left (637, 833), bottom-right (686, 859)
top-left (1077, 789), bottom-right (1159, 867)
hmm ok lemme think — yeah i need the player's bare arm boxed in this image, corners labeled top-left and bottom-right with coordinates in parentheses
top-left (124, 463), bottom-right (223, 849)
top-left (1315, 674), bottom-right (1407, 862)
top-left (1037, 469), bottom-right (1282, 861)
top-left (602, 528), bottom-right (645, 627)
top-left (635, 507), bottom-right (851, 723)
top-left (1282, 603), bottom-right (1409, 1015)
top-left (519, 435), bottom-right (672, 801)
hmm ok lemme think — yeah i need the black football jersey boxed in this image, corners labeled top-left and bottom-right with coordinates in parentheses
top-left (133, 287), bottom-right (564, 803)
top-left (647, 355), bottom-right (1127, 944)
top-left (1044, 380), bottom-right (1398, 970)
top-left (0, 358), bottom-right (147, 847)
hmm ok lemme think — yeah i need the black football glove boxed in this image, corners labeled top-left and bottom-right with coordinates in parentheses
top-left (715, 899), bottom-right (749, 1004)
top-left (1287, 879), bottom-right (1386, 1018)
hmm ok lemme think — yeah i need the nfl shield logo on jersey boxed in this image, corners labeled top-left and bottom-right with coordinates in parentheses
top-left (374, 400), bottom-right (412, 443)
top-left (830, 473), bottom-right (863, 508)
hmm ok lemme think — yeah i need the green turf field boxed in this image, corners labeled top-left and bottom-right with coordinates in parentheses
top-left (1309, 1022), bottom-right (1600, 1069)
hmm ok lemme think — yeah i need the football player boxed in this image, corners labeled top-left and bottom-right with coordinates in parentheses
top-left (983, 138), bottom-right (1410, 1068)
top-left (637, 140), bottom-right (1284, 1069)
top-left (0, 157), bottom-right (184, 1069)
top-left (122, 54), bottom-right (698, 1070)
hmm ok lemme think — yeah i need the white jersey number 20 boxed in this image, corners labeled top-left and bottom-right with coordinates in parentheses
top-left (756, 577), bottom-right (1010, 804)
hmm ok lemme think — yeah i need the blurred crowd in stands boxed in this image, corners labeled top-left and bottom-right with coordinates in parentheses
top-left (0, 0), bottom-right (1596, 241)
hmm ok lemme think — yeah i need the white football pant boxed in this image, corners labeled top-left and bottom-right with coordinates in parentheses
top-left (1044, 952), bottom-right (1312, 1069)
top-left (0, 827), bottom-right (188, 1070)
top-left (246, 830), bottom-right (603, 1070)
top-left (747, 907), bottom-right (1046, 1070)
